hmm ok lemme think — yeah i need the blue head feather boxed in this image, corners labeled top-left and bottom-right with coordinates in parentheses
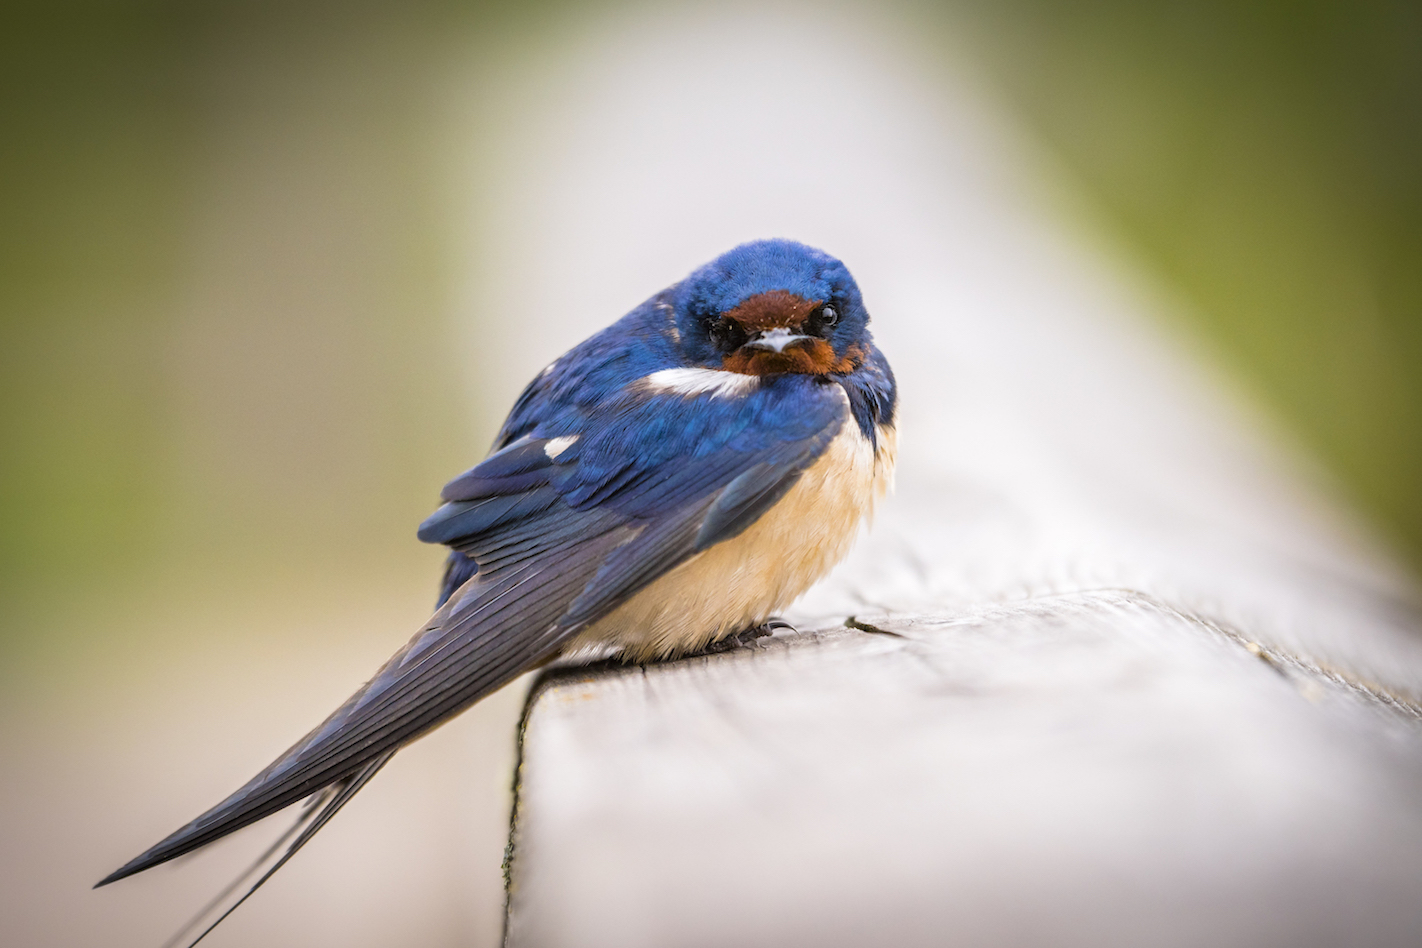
top-left (491, 238), bottom-right (893, 452)
top-left (671, 239), bottom-right (870, 367)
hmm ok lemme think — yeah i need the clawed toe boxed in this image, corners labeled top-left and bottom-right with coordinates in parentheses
top-left (700, 618), bottom-right (796, 655)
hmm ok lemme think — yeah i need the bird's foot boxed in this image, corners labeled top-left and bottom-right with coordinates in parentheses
top-left (700, 618), bottom-right (796, 655)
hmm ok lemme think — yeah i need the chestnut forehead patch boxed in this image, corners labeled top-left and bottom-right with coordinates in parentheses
top-left (722, 290), bottom-right (822, 331)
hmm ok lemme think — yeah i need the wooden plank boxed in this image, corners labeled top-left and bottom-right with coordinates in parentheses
top-left (506, 595), bottom-right (1422, 948)
top-left (483, 10), bottom-right (1422, 947)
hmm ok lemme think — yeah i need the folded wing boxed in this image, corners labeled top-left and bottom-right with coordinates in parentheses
top-left (98, 374), bottom-right (844, 886)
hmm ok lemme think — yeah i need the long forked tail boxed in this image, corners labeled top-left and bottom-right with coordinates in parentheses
top-left (159, 750), bottom-right (396, 948)
top-left (97, 530), bottom-right (605, 890)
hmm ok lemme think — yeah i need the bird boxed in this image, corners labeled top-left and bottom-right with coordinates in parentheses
top-left (96, 238), bottom-right (897, 941)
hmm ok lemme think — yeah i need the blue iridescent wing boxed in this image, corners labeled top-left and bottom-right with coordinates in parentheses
top-left (427, 372), bottom-right (847, 628)
top-left (98, 374), bottom-right (845, 886)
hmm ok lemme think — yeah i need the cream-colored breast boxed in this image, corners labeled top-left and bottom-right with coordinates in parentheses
top-left (566, 399), bottom-right (897, 662)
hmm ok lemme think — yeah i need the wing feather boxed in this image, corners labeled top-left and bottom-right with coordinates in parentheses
top-left (98, 375), bottom-right (845, 888)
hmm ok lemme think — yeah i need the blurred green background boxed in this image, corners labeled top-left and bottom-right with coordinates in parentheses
top-left (1, 1), bottom-right (1419, 944)
top-left (957, 0), bottom-right (1422, 567)
top-left (1, 1), bottom-right (473, 647)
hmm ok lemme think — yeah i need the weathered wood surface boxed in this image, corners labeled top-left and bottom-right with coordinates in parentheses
top-left (508, 595), bottom-right (1422, 948)
top-left (479, 10), bottom-right (1422, 948)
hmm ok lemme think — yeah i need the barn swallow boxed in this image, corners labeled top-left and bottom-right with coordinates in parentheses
top-left (96, 239), bottom-right (897, 938)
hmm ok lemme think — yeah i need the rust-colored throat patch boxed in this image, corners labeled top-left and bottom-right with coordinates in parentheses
top-left (718, 290), bottom-right (862, 376)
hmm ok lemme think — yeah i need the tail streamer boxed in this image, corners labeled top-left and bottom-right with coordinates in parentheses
top-left (160, 750), bottom-right (397, 948)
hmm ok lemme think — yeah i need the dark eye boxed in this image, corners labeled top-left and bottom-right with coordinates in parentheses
top-left (820, 305), bottom-right (838, 327)
top-left (708, 317), bottom-right (747, 352)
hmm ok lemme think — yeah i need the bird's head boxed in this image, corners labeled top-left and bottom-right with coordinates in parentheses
top-left (672, 239), bottom-right (871, 376)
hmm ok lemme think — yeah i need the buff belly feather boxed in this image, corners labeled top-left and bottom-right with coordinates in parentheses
top-left (567, 409), bottom-right (897, 662)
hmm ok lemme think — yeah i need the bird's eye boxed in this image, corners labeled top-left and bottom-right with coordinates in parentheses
top-left (820, 305), bottom-right (838, 327)
top-left (708, 317), bottom-right (746, 352)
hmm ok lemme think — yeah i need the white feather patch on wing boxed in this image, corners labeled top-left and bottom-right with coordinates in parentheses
top-left (544, 435), bottom-right (579, 460)
top-left (641, 367), bottom-right (760, 398)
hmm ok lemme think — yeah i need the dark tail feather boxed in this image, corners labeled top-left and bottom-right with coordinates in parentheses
top-left (161, 750), bottom-right (396, 948)
top-left (157, 789), bottom-right (334, 948)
